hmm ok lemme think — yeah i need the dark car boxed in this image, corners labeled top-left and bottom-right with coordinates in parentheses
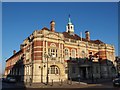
top-left (2, 78), bottom-right (7, 82)
top-left (113, 77), bottom-right (120, 86)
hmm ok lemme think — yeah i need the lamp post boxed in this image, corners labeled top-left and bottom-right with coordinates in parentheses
top-left (89, 55), bottom-right (94, 83)
top-left (46, 56), bottom-right (49, 85)
top-left (44, 52), bottom-right (55, 85)
top-left (44, 52), bottom-right (49, 85)
top-left (98, 58), bottom-right (102, 79)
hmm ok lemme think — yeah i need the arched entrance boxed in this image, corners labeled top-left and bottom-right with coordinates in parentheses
top-left (48, 65), bottom-right (60, 82)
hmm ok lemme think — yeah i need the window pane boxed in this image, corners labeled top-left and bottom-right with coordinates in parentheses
top-left (51, 66), bottom-right (55, 74)
top-left (56, 68), bottom-right (58, 74)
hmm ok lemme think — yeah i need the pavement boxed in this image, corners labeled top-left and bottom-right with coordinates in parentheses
top-left (1, 78), bottom-right (116, 89)
top-left (14, 79), bottom-right (114, 88)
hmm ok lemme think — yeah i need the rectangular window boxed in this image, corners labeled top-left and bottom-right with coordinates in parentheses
top-left (72, 66), bottom-right (76, 73)
top-left (51, 66), bottom-right (55, 74)
top-left (96, 66), bottom-right (99, 73)
top-left (103, 67), bottom-right (107, 72)
top-left (48, 48), bottom-right (58, 58)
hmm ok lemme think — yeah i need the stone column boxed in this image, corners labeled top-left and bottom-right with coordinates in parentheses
top-left (59, 43), bottom-right (61, 62)
top-left (62, 44), bottom-right (63, 63)
top-left (43, 40), bottom-right (45, 62)
top-left (86, 67), bottom-right (88, 79)
top-left (46, 41), bottom-right (48, 54)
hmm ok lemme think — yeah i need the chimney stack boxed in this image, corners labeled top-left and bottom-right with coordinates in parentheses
top-left (13, 50), bottom-right (16, 55)
top-left (50, 20), bottom-right (55, 32)
top-left (85, 31), bottom-right (90, 41)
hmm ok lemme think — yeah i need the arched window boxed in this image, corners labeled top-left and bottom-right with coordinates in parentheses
top-left (64, 48), bottom-right (69, 60)
top-left (82, 50), bottom-right (85, 58)
top-left (71, 49), bottom-right (76, 58)
top-left (49, 65), bottom-right (59, 75)
top-left (48, 43), bottom-right (58, 58)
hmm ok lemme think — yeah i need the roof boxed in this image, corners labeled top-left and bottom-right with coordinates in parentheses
top-left (6, 50), bottom-right (22, 62)
top-left (62, 32), bottom-right (104, 44)
top-left (41, 27), bottom-right (50, 31)
top-left (62, 32), bottom-right (83, 40)
top-left (91, 40), bottom-right (105, 44)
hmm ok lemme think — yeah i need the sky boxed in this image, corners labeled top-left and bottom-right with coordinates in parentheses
top-left (2, 2), bottom-right (118, 73)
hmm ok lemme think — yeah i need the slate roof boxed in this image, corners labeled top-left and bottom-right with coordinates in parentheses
top-left (62, 32), bottom-right (104, 44)
top-left (41, 28), bottom-right (104, 44)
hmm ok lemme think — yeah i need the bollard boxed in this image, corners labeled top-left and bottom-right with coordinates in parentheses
top-left (69, 77), bottom-right (72, 85)
top-left (67, 79), bottom-right (69, 84)
top-left (26, 79), bottom-right (27, 85)
top-left (29, 78), bottom-right (32, 86)
top-left (61, 79), bottom-right (63, 85)
top-left (29, 82), bottom-right (31, 86)
top-left (51, 79), bottom-right (53, 86)
top-left (59, 79), bottom-right (62, 86)
top-left (79, 78), bottom-right (80, 84)
top-left (67, 78), bottom-right (71, 85)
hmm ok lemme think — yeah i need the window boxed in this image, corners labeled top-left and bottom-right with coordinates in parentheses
top-left (72, 66), bottom-right (76, 73)
top-left (64, 48), bottom-right (69, 60)
top-left (71, 49), bottom-right (76, 58)
top-left (82, 50), bottom-right (85, 58)
top-left (49, 65), bottom-right (59, 74)
top-left (65, 49), bottom-right (69, 55)
top-left (48, 48), bottom-right (58, 58)
top-left (51, 66), bottom-right (55, 74)
top-left (96, 66), bottom-right (99, 73)
top-left (103, 67), bottom-right (107, 72)
top-left (26, 52), bottom-right (29, 61)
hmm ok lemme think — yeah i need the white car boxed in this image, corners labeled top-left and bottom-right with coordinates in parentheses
top-left (113, 77), bottom-right (120, 86)
top-left (6, 77), bottom-right (16, 83)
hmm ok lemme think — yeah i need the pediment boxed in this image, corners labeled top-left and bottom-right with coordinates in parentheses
top-left (46, 33), bottom-right (62, 40)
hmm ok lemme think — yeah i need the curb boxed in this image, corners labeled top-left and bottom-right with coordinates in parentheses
top-left (80, 82), bottom-right (87, 85)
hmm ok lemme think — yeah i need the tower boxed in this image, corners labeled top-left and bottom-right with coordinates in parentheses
top-left (85, 31), bottom-right (90, 41)
top-left (66, 15), bottom-right (74, 35)
top-left (50, 20), bottom-right (55, 32)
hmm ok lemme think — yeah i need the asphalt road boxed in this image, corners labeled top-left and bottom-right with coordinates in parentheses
top-left (1, 81), bottom-right (120, 89)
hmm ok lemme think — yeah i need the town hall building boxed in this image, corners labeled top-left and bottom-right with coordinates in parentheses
top-left (4, 16), bottom-right (116, 83)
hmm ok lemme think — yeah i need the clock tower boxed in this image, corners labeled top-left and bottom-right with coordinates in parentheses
top-left (66, 15), bottom-right (74, 35)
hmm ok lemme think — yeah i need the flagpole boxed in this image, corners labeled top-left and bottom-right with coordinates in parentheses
top-left (80, 32), bottom-right (82, 41)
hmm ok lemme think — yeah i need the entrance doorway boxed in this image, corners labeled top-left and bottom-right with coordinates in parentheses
top-left (80, 67), bottom-right (91, 79)
top-left (80, 67), bottom-right (86, 79)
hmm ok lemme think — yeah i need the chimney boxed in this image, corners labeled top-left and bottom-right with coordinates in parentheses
top-left (85, 31), bottom-right (90, 41)
top-left (50, 20), bottom-right (55, 32)
top-left (13, 50), bottom-right (16, 55)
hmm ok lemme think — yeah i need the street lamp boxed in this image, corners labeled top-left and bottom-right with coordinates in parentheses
top-left (98, 58), bottom-right (102, 79)
top-left (44, 52), bottom-right (56, 85)
top-left (44, 52), bottom-right (49, 85)
top-left (89, 55), bottom-right (94, 83)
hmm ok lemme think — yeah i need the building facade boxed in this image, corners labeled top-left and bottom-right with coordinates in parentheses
top-left (5, 16), bottom-right (116, 83)
top-left (115, 56), bottom-right (120, 75)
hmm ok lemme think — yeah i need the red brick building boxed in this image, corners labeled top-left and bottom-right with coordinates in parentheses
top-left (5, 16), bottom-right (116, 83)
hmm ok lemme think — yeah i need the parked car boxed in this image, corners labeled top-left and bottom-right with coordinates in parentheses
top-left (6, 77), bottom-right (16, 83)
top-left (113, 77), bottom-right (120, 86)
top-left (2, 78), bottom-right (7, 82)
